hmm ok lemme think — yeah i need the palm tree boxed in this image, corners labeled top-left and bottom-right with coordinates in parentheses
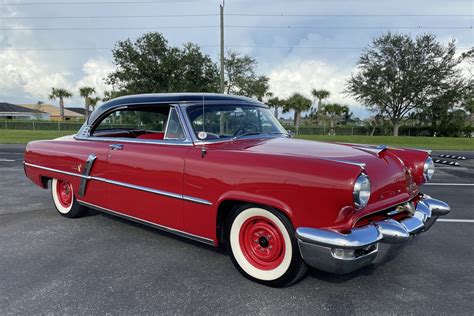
top-left (320, 103), bottom-right (350, 134)
top-left (311, 89), bottom-right (330, 113)
top-left (79, 87), bottom-right (96, 119)
top-left (265, 92), bottom-right (283, 119)
top-left (283, 93), bottom-right (312, 134)
top-left (88, 96), bottom-right (101, 111)
top-left (49, 88), bottom-right (72, 121)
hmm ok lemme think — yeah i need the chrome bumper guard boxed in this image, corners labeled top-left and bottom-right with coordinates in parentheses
top-left (296, 196), bottom-right (450, 274)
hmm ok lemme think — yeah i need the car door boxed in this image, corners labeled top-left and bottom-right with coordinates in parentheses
top-left (99, 106), bottom-right (191, 230)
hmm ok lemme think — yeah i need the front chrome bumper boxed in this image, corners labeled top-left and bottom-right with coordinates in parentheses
top-left (296, 196), bottom-right (451, 274)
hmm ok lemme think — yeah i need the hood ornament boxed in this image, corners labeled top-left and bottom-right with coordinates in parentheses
top-left (354, 144), bottom-right (388, 157)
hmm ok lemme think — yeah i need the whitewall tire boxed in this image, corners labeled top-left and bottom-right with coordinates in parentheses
top-left (226, 204), bottom-right (307, 287)
top-left (51, 178), bottom-right (87, 218)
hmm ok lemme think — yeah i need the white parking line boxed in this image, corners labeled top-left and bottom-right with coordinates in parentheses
top-left (438, 219), bottom-right (474, 223)
top-left (0, 159), bottom-right (15, 162)
top-left (426, 183), bottom-right (474, 186)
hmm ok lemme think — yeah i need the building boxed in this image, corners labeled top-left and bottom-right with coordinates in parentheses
top-left (21, 104), bottom-right (84, 121)
top-left (0, 102), bottom-right (50, 120)
top-left (66, 107), bottom-right (86, 116)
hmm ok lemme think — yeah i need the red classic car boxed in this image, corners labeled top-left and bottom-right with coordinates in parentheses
top-left (24, 93), bottom-right (451, 287)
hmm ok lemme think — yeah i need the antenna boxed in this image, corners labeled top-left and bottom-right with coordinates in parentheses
top-left (202, 93), bottom-right (205, 133)
top-left (200, 93), bottom-right (207, 158)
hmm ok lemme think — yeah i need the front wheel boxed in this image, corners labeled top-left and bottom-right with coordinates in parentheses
top-left (51, 178), bottom-right (88, 218)
top-left (226, 204), bottom-right (307, 287)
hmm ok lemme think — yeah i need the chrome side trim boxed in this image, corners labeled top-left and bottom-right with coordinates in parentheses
top-left (77, 200), bottom-right (215, 246)
top-left (24, 162), bottom-right (91, 179)
top-left (74, 135), bottom-right (194, 146)
top-left (24, 162), bottom-right (212, 206)
top-left (98, 177), bottom-right (183, 200)
top-left (322, 159), bottom-right (366, 169)
top-left (78, 154), bottom-right (97, 197)
top-left (182, 195), bottom-right (213, 206)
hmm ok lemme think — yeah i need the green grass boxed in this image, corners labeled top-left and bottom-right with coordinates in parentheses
top-left (296, 135), bottom-right (474, 151)
top-left (0, 130), bottom-right (73, 144)
top-left (0, 130), bottom-right (473, 150)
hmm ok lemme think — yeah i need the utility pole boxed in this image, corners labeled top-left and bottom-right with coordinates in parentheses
top-left (219, 1), bottom-right (225, 93)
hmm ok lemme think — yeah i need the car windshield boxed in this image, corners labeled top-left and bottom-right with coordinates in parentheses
top-left (186, 104), bottom-right (287, 141)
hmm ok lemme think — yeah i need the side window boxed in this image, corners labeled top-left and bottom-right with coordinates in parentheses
top-left (164, 108), bottom-right (186, 140)
top-left (94, 110), bottom-right (167, 132)
top-left (91, 106), bottom-right (186, 142)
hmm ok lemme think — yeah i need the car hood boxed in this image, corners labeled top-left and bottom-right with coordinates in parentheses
top-left (219, 137), bottom-right (418, 213)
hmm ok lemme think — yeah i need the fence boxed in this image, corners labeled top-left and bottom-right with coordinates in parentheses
top-left (0, 120), bottom-right (457, 137)
top-left (0, 120), bottom-right (83, 131)
top-left (284, 125), bottom-right (437, 137)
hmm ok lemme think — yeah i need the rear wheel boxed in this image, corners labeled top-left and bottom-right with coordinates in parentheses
top-left (226, 204), bottom-right (307, 287)
top-left (51, 178), bottom-right (87, 218)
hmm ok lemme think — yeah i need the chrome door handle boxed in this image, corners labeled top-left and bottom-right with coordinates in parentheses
top-left (109, 144), bottom-right (123, 150)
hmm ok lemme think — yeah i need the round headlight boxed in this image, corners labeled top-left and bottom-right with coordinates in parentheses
top-left (423, 157), bottom-right (435, 181)
top-left (353, 173), bottom-right (371, 209)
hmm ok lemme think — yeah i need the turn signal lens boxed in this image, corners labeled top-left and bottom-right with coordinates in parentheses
top-left (331, 248), bottom-right (355, 259)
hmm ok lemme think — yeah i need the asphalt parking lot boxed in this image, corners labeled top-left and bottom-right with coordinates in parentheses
top-left (1, 144), bottom-right (473, 314)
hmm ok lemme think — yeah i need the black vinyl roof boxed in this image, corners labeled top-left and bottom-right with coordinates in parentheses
top-left (88, 93), bottom-right (265, 124)
top-left (0, 102), bottom-right (41, 113)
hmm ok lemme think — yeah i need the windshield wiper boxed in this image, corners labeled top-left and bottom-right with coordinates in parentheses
top-left (232, 132), bottom-right (286, 140)
top-left (232, 132), bottom-right (263, 140)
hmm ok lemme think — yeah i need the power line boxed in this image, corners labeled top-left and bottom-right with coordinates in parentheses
top-left (0, 14), bottom-right (218, 19)
top-left (0, 25), bottom-right (471, 31)
top-left (2, 0), bottom-right (472, 4)
top-left (1, 14), bottom-right (472, 19)
top-left (226, 13), bottom-right (474, 17)
top-left (0, 1), bottom-right (198, 5)
top-left (2, 45), bottom-right (472, 51)
top-left (0, 25), bottom-right (218, 30)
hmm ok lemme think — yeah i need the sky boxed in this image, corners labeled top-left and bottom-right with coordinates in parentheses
top-left (0, 0), bottom-right (473, 119)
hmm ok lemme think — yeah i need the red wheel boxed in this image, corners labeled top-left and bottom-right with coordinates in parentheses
top-left (51, 178), bottom-right (88, 218)
top-left (56, 180), bottom-right (73, 208)
top-left (226, 205), bottom-right (307, 287)
top-left (239, 216), bottom-right (286, 270)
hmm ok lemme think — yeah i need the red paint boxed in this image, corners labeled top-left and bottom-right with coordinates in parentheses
top-left (239, 216), bottom-right (285, 270)
top-left (24, 135), bottom-right (430, 245)
top-left (103, 142), bottom-right (189, 230)
top-left (136, 132), bottom-right (164, 140)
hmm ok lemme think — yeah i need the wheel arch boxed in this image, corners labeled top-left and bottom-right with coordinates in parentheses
top-left (215, 193), bottom-right (295, 247)
top-left (40, 176), bottom-right (52, 189)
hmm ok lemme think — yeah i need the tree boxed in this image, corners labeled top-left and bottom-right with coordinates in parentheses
top-left (79, 86), bottom-right (96, 119)
top-left (102, 90), bottom-right (122, 102)
top-left (89, 96), bottom-right (101, 111)
top-left (224, 50), bottom-right (270, 99)
top-left (49, 88), bottom-right (72, 121)
top-left (319, 103), bottom-right (350, 134)
top-left (346, 32), bottom-right (467, 136)
top-left (267, 96), bottom-right (285, 118)
top-left (107, 32), bottom-right (219, 94)
top-left (311, 89), bottom-right (330, 114)
top-left (33, 101), bottom-right (45, 120)
top-left (283, 93), bottom-right (312, 134)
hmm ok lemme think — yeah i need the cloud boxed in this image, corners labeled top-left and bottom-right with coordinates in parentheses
top-left (0, 49), bottom-right (72, 102)
top-left (75, 58), bottom-right (115, 97)
top-left (268, 58), bottom-right (355, 103)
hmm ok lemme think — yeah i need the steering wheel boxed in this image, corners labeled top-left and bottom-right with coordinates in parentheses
top-left (232, 124), bottom-right (259, 138)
